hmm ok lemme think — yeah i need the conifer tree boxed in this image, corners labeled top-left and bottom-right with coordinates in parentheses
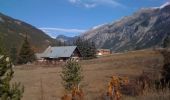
top-left (90, 41), bottom-right (97, 58)
top-left (61, 60), bottom-right (83, 91)
top-left (10, 47), bottom-right (17, 65)
top-left (75, 38), bottom-right (96, 59)
top-left (0, 37), bottom-right (24, 100)
top-left (18, 35), bottom-right (35, 64)
top-left (0, 37), bottom-right (5, 54)
top-left (161, 35), bottom-right (170, 86)
top-left (160, 50), bottom-right (170, 86)
top-left (163, 35), bottom-right (170, 48)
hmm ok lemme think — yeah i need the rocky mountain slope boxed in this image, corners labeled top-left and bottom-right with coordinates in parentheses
top-left (82, 3), bottom-right (170, 52)
top-left (56, 35), bottom-right (78, 44)
top-left (0, 12), bottom-right (57, 52)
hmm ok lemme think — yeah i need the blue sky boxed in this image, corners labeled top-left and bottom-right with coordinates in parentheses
top-left (0, 0), bottom-right (169, 37)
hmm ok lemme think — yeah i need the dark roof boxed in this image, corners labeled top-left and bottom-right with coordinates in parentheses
top-left (42, 46), bottom-right (77, 58)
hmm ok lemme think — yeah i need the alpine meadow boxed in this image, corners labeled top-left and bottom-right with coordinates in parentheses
top-left (0, 0), bottom-right (170, 100)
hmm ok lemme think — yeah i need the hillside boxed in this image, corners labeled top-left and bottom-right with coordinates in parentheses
top-left (82, 3), bottom-right (170, 52)
top-left (0, 12), bottom-right (57, 52)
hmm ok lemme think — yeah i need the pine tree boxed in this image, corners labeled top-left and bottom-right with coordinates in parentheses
top-left (75, 38), bottom-right (96, 59)
top-left (0, 37), bottom-right (6, 56)
top-left (0, 38), bottom-right (24, 100)
top-left (163, 35), bottom-right (170, 48)
top-left (160, 50), bottom-right (170, 87)
top-left (10, 47), bottom-right (17, 65)
top-left (90, 41), bottom-right (97, 58)
top-left (18, 35), bottom-right (35, 64)
top-left (161, 34), bottom-right (170, 87)
top-left (61, 60), bottom-right (83, 91)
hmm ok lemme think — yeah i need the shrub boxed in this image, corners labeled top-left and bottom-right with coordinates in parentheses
top-left (61, 60), bottom-right (83, 91)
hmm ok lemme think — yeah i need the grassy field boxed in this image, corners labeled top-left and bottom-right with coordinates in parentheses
top-left (13, 49), bottom-right (165, 100)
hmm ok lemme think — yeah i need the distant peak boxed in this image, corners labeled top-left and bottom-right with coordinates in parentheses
top-left (91, 24), bottom-right (106, 30)
top-left (160, 2), bottom-right (170, 9)
top-left (151, 2), bottom-right (170, 9)
top-left (57, 34), bottom-right (66, 38)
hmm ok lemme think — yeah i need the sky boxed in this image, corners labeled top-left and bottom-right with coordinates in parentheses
top-left (0, 0), bottom-right (169, 38)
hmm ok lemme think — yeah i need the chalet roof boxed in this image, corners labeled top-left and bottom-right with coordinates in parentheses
top-left (42, 46), bottom-right (77, 58)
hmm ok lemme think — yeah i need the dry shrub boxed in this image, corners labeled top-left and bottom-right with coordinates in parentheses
top-left (101, 73), bottom-right (170, 100)
top-left (61, 94), bottom-right (72, 100)
top-left (120, 81), bottom-right (141, 96)
top-left (101, 75), bottom-right (129, 100)
top-left (120, 72), bottom-right (153, 96)
top-left (61, 87), bottom-right (84, 100)
top-left (123, 84), bottom-right (170, 100)
top-left (122, 71), bottom-right (170, 100)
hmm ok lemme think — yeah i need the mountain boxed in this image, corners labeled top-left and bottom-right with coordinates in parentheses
top-left (0, 12), bottom-right (57, 52)
top-left (56, 35), bottom-right (78, 45)
top-left (82, 3), bottom-right (170, 52)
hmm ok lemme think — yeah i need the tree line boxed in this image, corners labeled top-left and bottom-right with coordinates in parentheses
top-left (2, 35), bottom-right (36, 65)
top-left (57, 37), bottom-right (97, 59)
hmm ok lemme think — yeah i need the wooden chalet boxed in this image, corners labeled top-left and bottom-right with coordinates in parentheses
top-left (39, 46), bottom-right (82, 62)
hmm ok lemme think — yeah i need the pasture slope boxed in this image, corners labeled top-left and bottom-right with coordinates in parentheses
top-left (13, 49), bottom-right (164, 100)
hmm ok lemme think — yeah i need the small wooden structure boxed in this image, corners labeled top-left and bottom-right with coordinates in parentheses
top-left (96, 49), bottom-right (112, 56)
top-left (36, 46), bottom-right (82, 64)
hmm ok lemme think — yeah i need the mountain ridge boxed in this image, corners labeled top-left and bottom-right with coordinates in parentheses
top-left (81, 3), bottom-right (170, 52)
top-left (0, 12), bottom-right (57, 52)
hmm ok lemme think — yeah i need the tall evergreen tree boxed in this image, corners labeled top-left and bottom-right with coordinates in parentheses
top-left (163, 35), bottom-right (170, 48)
top-left (75, 38), bottom-right (96, 59)
top-left (18, 35), bottom-right (35, 64)
top-left (0, 37), bottom-right (24, 100)
top-left (160, 50), bottom-right (170, 88)
top-left (74, 38), bottom-right (84, 56)
top-left (10, 47), bottom-right (17, 65)
top-left (0, 37), bottom-right (5, 54)
top-left (90, 41), bottom-right (97, 58)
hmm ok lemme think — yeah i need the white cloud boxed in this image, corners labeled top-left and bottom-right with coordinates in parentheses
top-left (84, 3), bottom-right (96, 8)
top-left (68, 0), bottom-right (125, 8)
top-left (40, 27), bottom-right (85, 33)
top-left (39, 27), bottom-right (86, 38)
top-left (69, 0), bottom-right (80, 4)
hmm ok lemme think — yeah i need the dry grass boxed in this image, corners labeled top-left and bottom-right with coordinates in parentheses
top-left (123, 86), bottom-right (170, 100)
top-left (12, 49), bottom-right (166, 100)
